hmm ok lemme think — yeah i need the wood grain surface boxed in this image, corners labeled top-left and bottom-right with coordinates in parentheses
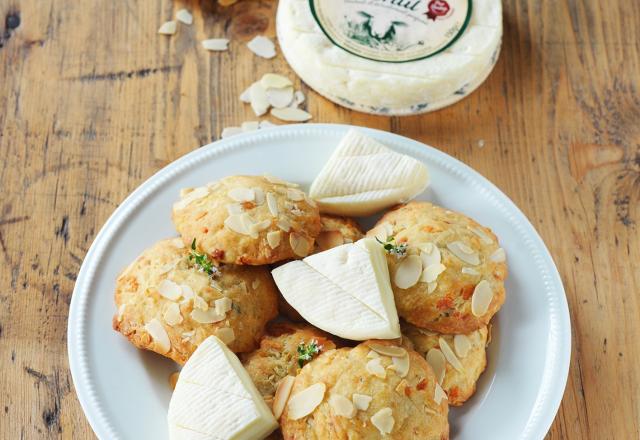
top-left (0, 0), bottom-right (638, 438)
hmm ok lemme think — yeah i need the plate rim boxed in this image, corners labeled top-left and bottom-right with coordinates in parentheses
top-left (67, 123), bottom-right (571, 440)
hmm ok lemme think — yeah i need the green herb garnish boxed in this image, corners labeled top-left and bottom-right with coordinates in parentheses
top-left (188, 239), bottom-right (220, 278)
top-left (297, 339), bottom-right (321, 368)
top-left (376, 236), bottom-right (407, 258)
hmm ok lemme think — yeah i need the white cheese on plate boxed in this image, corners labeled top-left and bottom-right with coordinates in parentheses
top-left (271, 237), bottom-right (400, 340)
top-left (168, 336), bottom-right (277, 440)
top-left (276, 0), bottom-right (502, 115)
top-left (309, 129), bottom-right (429, 216)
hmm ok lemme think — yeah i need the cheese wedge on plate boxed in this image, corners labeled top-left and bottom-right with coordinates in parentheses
top-left (272, 237), bottom-right (400, 340)
top-left (309, 129), bottom-right (429, 216)
top-left (168, 336), bottom-right (277, 440)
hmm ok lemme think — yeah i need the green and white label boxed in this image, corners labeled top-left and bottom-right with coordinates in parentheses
top-left (309, 0), bottom-right (472, 63)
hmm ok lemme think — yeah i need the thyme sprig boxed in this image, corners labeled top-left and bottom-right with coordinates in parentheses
top-left (297, 339), bottom-right (321, 368)
top-left (188, 239), bottom-right (220, 278)
top-left (376, 236), bottom-right (407, 258)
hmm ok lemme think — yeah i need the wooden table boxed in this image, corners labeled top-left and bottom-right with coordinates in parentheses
top-left (1, 0), bottom-right (638, 438)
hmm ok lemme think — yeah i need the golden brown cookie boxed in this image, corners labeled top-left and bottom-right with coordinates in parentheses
top-left (113, 238), bottom-right (278, 364)
top-left (367, 202), bottom-right (507, 334)
top-left (172, 175), bottom-right (321, 265)
top-left (313, 215), bottom-right (364, 253)
top-left (280, 341), bottom-right (449, 439)
top-left (402, 321), bottom-right (489, 406)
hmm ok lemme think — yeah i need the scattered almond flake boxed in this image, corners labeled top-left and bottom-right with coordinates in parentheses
top-left (287, 188), bottom-right (305, 201)
top-left (241, 213), bottom-right (259, 238)
top-left (259, 120), bottom-right (277, 129)
top-left (214, 297), bottom-right (232, 315)
top-left (169, 371), bottom-right (180, 390)
top-left (371, 408), bottom-right (394, 435)
top-left (438, 337), bottom-right (465, 373)
top-left (192, 295), bottom-right (208, 311)
top-left (158, 261), bottom-right (177, 275)
top-left (266, 230), bottom-right (282, 249)
top-left (253, 187), bottom-right (265, 205)
top-left (447, 241), bottom-right (480, 266)
top-left (395, 379), bottom-right (409, 394)
top-left (163, 302), bottom-right (183, 326)
top-left (171, 238), bottom-right (185, 248)
top-left (210, 280), bottom-right (223, 292)
top-left (202, 38), bottom-right (229, 51)
top-left (215, 327), bottom-right (236, 345)
top-left (116, 304), bottom-right (126, 321)
top-left (367, 344), bottom-right (407, 358)
top-left (158, 20), bottom-right (177, 35)
top-left (426, 348), bottom-right (446, 384)
top-left (290, 207), bottom-right (304, 216)
top-left (176, 9), bottom-right (193, 25)
top-left (454, 334), bottom-right (472, 358)
top-left (181, 330), bottom-right (195, 342)
top-left (239, 121), bottom-right (259, 132)
top-left (366, 350), bottom-right (380, 359)
top-left (352, 393), bottom-right (372, 411)
top-left (329, 394), bottom-right (355, 418)
top-left (249, 81), bottom-right (270, 116)
top-left (391, 354), bottom-right (410, 377)
top-left (173, 186), bottom-right (210, 211)
top-left (366, 358), bottom-right (386, 378)
top-left (247, 36), bottom-right (276, 59)
top-left (277, 218), bottom-right (292, 232)
top-left (227, 203), bottom-right (244, 215)
top-left (260, 73), bottom-right (293, 89)
top-left (180, 284), bottom-right (195, 300)
top-left (417, 328), bottom-right (438, 337)
top-left (191, 308), bottom-right (225, 324)
top-left (490, 247), bottom-right (506, 263)
top-left (267, 87), bottom-right (294, 108)
top-left (372, 222), bottom-right (393, 242)
top-left (470, 226), bottom-right (493, 244)
top-left (294, 90), bottom-right (305, 105)
top-left (419, 243), bottom-right (441, 267)
top-left (266, 192), bottom-right (279, 216)
top-left (224, 214), bottom-right (249, 235)
top-left (157, 279), bottom-right (182, 301)
top-left (228, 187), bottom-right (255, 202)
top-left (421, 263), bottom-right (446, 284)
top-left (144, 319), bottom-right (171, 353)
top-left (434, 382), bottom-right (448, 404)
top-left (394, 255), bottom-right (422, 289)
top-left (239, 86), bottom-right (251, 103)
top-left (316, 231), bottom-right (343, 251)
top-left (287, 383), bottom-right (326, 420)
top-left (271, 107), bottom-right (312, 122)
top-left (289, 232), bottom-right (311, 257)
top-left (264, 174), bottom-right (298, 186)
top-left (427, 281), bottom-right (438, 294)
top-left (462, 267), bottom-right (480, 276)
top-left (471, 280), bottom-right (493, 317)
top-left (304, 194), bottom-right (317, 208)
top-left (273, 375), bottom-right (296, 419)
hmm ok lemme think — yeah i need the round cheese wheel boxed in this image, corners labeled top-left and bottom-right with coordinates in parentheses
top-left (276, 0), bottom-right (502, 115)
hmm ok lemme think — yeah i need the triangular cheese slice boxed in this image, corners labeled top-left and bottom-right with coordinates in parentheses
top-left (168, 336), bottom-right (277, 440)
top-left (309, 129), bottom-right (429, 216)
top-left (271, 238), bottom-right (400, 340)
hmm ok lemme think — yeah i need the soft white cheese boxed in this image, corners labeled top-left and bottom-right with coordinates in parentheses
top-left (168, 336), bottom-right (277, 440)
top-left (271, 238), bottom-right (400, 340)
top-left (309, 129), bottom-right (429, 216)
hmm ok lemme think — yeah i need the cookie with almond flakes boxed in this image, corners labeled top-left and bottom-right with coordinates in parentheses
top-left (313, 214), bottom-right (364, 253)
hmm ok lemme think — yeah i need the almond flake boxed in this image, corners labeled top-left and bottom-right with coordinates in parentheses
top-left (263, 174), bottom-right (292, 186)
top-left (395, 379), bottom-right (409, 394)
top-left (267, 230), bottom-right (282, 249)
top-left (286, 188), bottom-right (305, 201)
top-left (202, 38), bottom-right (229, 51)
top-left (171, 238), bottom-right (185, 249)
top-left (421, 263), bottom-right (446, 283)
top-left (169, 371), bottom-right (180, 390)
top-left (471, 280), bottom-right (493, 317)
top-left (239, 86), bottom-right (251, 103)
top-left (250, 219), bottom-right (272, 235)
top-left (163, 303), bottom-right (183, 326)
top-left (367, 344), bottom-right (407, 358)
top-left (249, 82), bottom-right (269, 116)
top-left (215, 327), bottom-right (235, 344)
top-left (394, 255), bottom-right (422, 289)
top-left (490, 247), bottom-right (506, 263)
top-left (157, 279), bottom-right (182, 301)
top-left (266, 192), bottom-right (279, 216)
top-left (180, 284), bottom-right (195, 300)
top-left (366, 350), bottom-right (380, 359)
top-left (214, 297), bottom-right (232, 315)
top-left (116, 304), bottom-right (126, 321)
top-left (221, 126), bottom-right (242, 138)
top-left (470, 226), bottom-right (494, 244)
top-left (253, 187), bottom-right (265, 205)
top-left (352, 393), bottom-right (372, 411)
top-left (453, 334), bottom-right (472, 359)
top-left (267, 87), bottom-right (294, 109)
top-left (419, 243), bottom-right (441, 267)
top-left (426, 348), bottom-right (446, 384)
top-left (438, 337), bottom-right (464, 373)
top-left (228, 187), bottom-right (255, 202)
top-left (371, 222), bottom-right (393, 242)
top-left (316, 231), bottom-right (344, 251)
top-left (191, 308), bottom-right (225, 324)
top-left (210, 280), bottom-right (223, 292)
top-left (434, 382), bottom-right (448, 404)
top-left (289, 232), bottom-right (311, 257)
top-left (241, 121), bottom-right (260, 132)
top-left (144, 319), bottom-right (171, 353)
top-left (176, 9), bottom-right (193, 25)
top-left (278, 217), bottom-right (292, 232)
top-left (366, 358), bottom-right (386, 378)
top-left (427, 281), bottom-right (437, 294)
top-left (247, 36), bottom-right (276, 59)
top-left (462, 267), bottom-right (480, 276)
top-left (227, 203), bottom-right (244, 215)
top-left (371, 408), bottom-right (394, 435)
top-left (158, 20), bottom-right (177, 35)
top-left (173, 186), bottom-right (209, 210)
top-left (192, 295), bottom-right (208, 311)
top-left (273, 375), bottom-right (296, 419)
top-left (294, 90), bottom-right (305, 105)
top-left (271, 107), bottom-right (312, 122)
top-left (260, 73), bottom-right (293, 89)
top-left (447, 241), bottom-right (480, 265)
top-left (391, 354), bottom-right (410, 377)
top-left (251, 279), bottom-right (260, 289)
top-left (287, 383), bottom-right (326, 420)
top-left (329, 394), bottom-right (355, 418)
top-left (158, 262), bottom-right (177, 275)
top-left (224, 214), bottom-right (249, 235)
top-left (259, 120), bottom-right (277, 129)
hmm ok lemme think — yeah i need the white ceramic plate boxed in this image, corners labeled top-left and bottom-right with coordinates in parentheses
top-left (68, 124), bottom-right (570, 440)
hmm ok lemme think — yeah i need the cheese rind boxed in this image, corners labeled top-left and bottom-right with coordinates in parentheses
top-left (271, 238), bottom-right (400, 340)
top-left (168, 336), bottom-right (277, 440)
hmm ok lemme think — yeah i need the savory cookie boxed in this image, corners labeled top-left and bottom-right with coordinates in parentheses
top-left (242, 322), bottom-right (337, 403)
top-left (113, 238), bottom-right (278, 364)
top-left (280, 341), bottom-right (449, 439)
top-left (172, 175), bottom-right (321, 265)
top-left (367, 202), bottom-right (507, 334)
top-left (313, 215), bottom-right (364, 253)
top-left (402, 321), bottom-right (489, 406)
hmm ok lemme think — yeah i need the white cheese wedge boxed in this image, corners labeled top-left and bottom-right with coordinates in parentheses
top-left (309, 129), bottom-right (429, 216)
top-left (271, 237), bottom-right (400, 340)
top-left (168, 336), bottom-right (277, 440)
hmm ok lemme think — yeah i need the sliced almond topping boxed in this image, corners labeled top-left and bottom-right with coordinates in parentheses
top-left (272, 375), bottom-right (296, 419)
top-left (266, 192), bottom-right (279, 216)
top-left (247, 36), bottom-right (276, 59)
top-left (191, 308), bottom-right (225, 324)
top-left (163, 302), bottom-right (183, 326)
top-left (367, 344), bottom-right (407, 358)
top-left (171, 238), bottom-right (185, 248)
top-left (329, 394), bottom-right (355, 418)
top-left (176, 9), bottom-right (193, 25)
top-left (427, 281), bottom-right (437, 294)
top-left (239, 86), bottom-right (251, 103)
top-left (241, 121), bottom-right (260, 132)
top-left (249, 81), bottom-right (269, 116)
top-left (215, 327), bottom-right (235, 345)
top-left (277, 217), bottom-right (291, 232)
top-left (169, 372), bottom-right (180, 390)
top-left (221, 126), bottom-right (242, 138)
top-left (453, 334), bottom-right (472, 358)
top-left (434, 382), bottom-right (448, 404)
top-left (214, 297), bottom-right (232, 315)
top-left (371, 408), bottom-right (394, 435)
top-left (157, 279), bottom-right (182, 301)
top-left (210, 280), bottom-right (223, 292)
top-left (228, 187), bottom-right (255, 202)
top-left (316, 231), bottom-right (344, 251)
top-left (202, 38), bottom-right (229, 51)
top-left (180, 284), bottom-right (195, 301)
top-left (438, 337), bottom-right (465, 373)
top-left (426, 348), bottom-right (446, 384)
top-left (421, 263), bottom-right (446, 283)
top-left (271, 107), bottom-right (312, 122)
top-left (227, 203), bottom-right (244, 215)
top-left (224, 214), bottom-right (249, 235)
top-left (253, 187), bottom-right (265, 205)
top-left (158, 262), bottom-right (177, 275)
top-left (287, 383), bottom-right (326, 420)
top-left (419, 243), bottom-right (441, 267)
top-left (250, 219), bottom-right (272, 235)
top-left (116, 304), bottom-right (126, 321)
top-left (352, 393), bottom-right (372, 411)
top-left (447, 241), bottom-right (480, 266)
top-left (395, 379), bottom-right (409, 394)
top-left (366, 358), bottom-right (386, 378)
top-left (264, 174), bottom-right (297, 186)
top-left (173, 186), bottom-right (209, 211)
top-left (259, 120), bottom-right (277, 129)
top-left (192, 295), bottom-right (208, 311)
top-left (366, 350), bottom-right (380, 359)
top-left (251, 279), bottom-right (261, 289)
top-left (391, 354), bottom-right (410, 378)
top-left (158, 20), bottom-right (177, 35)
top-left (286, 188), bottom-right (305, 201)
top-left (267, 230), bottom-right (282, 249)
top-left (490, 247), bottom-right (506, 263)
top-left (260, 73), bottom-right (293, 89)
top-left (462, 267), bottom-right (480, 276)
top-left (471, 280), bottom-right (493, 317)
top-left (294, 90), bottom-right (305, 105)
top-left (470, 226), bottom-right (494, 244)
top-left (289, 232), bottom-right (311, 257)
top-left (267, 87), bottom-right (294, 108)
top-left (371, 222), bottom-right (393, 242)
top-left (144, 319), bottom-right (170, 353)
top-left (394, 255), bottom-right (422, 289)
